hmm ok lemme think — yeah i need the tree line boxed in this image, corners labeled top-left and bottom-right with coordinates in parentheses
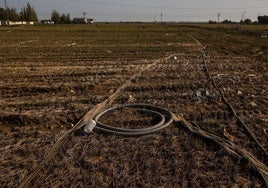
top-left (0, 3), bottom-right (38, 21)
top-left (258, 16), bottom-right (268, 24)
top-left (1, 2), bottom-right (267, 24)
top-left (209, 16), bottom-right (268, 25)
top-left (51, 10), bottom-right (71, 24)
top-left (0, 2), bottom-right (73, 24)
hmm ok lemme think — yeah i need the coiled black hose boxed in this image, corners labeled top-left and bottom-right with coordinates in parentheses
top-left (91, 104), bottom-right (173, 136)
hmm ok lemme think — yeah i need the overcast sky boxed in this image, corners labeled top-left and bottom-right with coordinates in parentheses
top-left (1, 0), bottom-right (268, 22)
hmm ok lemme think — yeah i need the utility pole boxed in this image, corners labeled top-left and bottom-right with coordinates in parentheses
top-left (217, 13), bottom-right (220, 23)
top-left (153, 14), bottom-right (156, 22)
top-left (83, 12), bottom-right (86, 19)
top-left (83, 12), bottom-right (87, 24)
top-left (5, 0), bottom-right (9, 22)
top-left (160, 13), bottom-right (163, 23)
top-left (241, 11), bottom-right (246, 22)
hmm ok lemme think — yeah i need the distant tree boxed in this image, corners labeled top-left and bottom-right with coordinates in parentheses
top-left (51, 10), bottom-right (71, 24)
top-left (60, 13), bottom-right (67, 24)
top-left (221, 19), bottom-right (234, 24)
top-left (6, 8), bottom-right (20, 21)
top-left (66, 13), bottom-right (71, 24)
top-left (244, 18), bottom-right (252, 24)
top-left (25, 3), bottom-right (38, 21)
top-left (0, 7), bottom-right (21, 21)
top-left (51, 10), bottom-right (60, 24)
top-left (208, 20), bottom-right (216, 24)
top-left (0, 7), bottom-right (7, 20)
top-left (19, 7), bottom-right (25, 21)
top-left (0, 3), bottom-right (37, 22)
top-left (258, 15), bottom-right (268, 24)
top-left (19, 3), bottom-right (38, 21)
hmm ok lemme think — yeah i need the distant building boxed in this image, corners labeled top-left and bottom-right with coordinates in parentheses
top-left (40, 20), bottom-right (54, 24)
top-left (72, 18), bottom-right (94, 24)
top-left (258, 15), bottom-right (268, 24)
top-left (0, 20), bottom-right (8, 26)
top-left (0, 20), bottom-right (36, 26)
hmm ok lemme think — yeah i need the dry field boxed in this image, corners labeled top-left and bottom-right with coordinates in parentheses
top-left (0, 23), bottom-right (267, 187)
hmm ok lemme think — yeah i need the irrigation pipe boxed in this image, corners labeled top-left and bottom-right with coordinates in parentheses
top-left (18, 39), bottom-right (268, 187)
top-left (86, 104), bottom-right (173, 136)
top-left (173, 115), bottom-right (268, 184)
top-left (18, 54), bottom-right (175, 188)
top-left (202, 49), bottom-right (268, 159)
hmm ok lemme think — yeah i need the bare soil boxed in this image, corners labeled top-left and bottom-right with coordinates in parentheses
top-left (0, 24), bottom-right (267, 187)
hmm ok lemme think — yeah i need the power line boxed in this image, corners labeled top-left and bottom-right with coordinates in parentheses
top-left (69, 0), bottom-right (268, 10)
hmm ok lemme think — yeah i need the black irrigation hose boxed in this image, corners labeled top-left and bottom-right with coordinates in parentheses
top-left (89, 104), bottom-right (173, 136)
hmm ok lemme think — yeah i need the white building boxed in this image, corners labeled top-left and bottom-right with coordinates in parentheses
top-left (72, 18), bottom-right (94, 24)
top-left (0, 20), bottom-right (36, 26)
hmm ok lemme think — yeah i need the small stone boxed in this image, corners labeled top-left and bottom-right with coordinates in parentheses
top-left (250, 101), bottom-right (257, 107)
top-left (204, 90), bottom-right (210, 97)
top-left (237, 91), bottom-right (242, 95)
top-left (181, 92), bottom-right (188, 97)
top-left (201, 89), bottom-right (210, 97)
top-left (195, 91), bottom-right (202, 98)
top-left (128, 94), bottom-right (136, 103)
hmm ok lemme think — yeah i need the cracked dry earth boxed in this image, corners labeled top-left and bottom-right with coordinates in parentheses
top-left (0, 24), bottom-right (267, 187)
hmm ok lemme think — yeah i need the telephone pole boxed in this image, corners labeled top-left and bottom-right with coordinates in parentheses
top-left (241, 11), bottom-right (246, 22)
top-left (217, 13), bottom-right (220, 23)
top-left (83, 12), bottom-right (87, 23)
top-left (160, 13), bottom-right (163, 23)
top-left (5, 0), bottom-right (9, 22)
top-left (83, 12), bottom-right (86, 19)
